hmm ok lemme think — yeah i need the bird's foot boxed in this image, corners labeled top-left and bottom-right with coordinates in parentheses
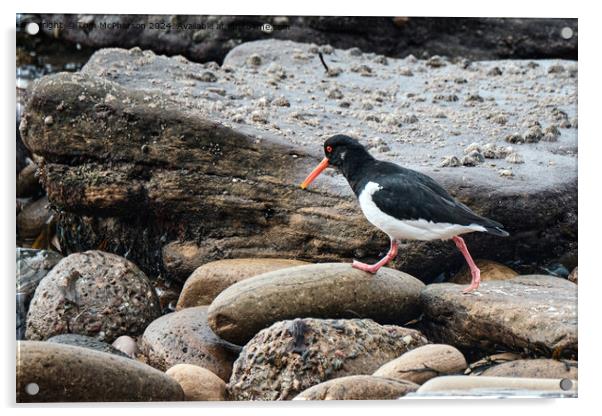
top-left (462, 282), bottom-right (480, 294)
top-left (462, 269), bottom-right (481, 294)
top-left (352, 260), bottom-right (381, 274)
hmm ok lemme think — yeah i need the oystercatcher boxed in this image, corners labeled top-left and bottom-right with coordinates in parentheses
top-left (300, 135), bottom-right (509, 293)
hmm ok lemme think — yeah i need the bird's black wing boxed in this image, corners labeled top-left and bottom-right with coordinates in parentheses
top-left (369, 168), bottom-right (507, 234)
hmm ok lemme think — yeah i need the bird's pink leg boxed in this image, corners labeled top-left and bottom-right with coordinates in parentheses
top-left (352, 239), bottom-right (399, 274)
top-left (452, 236), bottom-right (481, 293)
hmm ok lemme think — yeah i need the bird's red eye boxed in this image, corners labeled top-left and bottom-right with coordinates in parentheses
top-left (326, 145), bottom-right (333, 153)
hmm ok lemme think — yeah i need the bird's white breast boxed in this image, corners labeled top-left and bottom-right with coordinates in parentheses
top-left (358, 181), bottom-right (486, 241)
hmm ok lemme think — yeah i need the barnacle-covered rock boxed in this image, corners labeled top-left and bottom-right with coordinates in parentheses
top-left (227, 318), bottom-right (428, 400)
top-left (25, 250), bottom-right (160, 343)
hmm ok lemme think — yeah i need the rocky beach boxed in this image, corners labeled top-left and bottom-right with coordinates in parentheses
top-left (16, 15), bottom-right (578, 402)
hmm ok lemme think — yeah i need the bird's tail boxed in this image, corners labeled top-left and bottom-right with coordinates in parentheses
top-left (483, 226), bottom-right (509, 237)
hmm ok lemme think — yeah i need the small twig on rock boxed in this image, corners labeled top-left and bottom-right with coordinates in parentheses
top-left (318, 52), bottom-right (330, 73)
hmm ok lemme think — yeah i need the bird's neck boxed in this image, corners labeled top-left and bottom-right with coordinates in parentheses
top-left (340, 151), bottom-right (376, 192)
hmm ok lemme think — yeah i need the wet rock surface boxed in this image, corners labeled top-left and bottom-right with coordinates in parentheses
top-left (207, 263), bottom-right (424, 344)
top-left (420, 275), bottom-right (577, 358)
top-left (227, 318), bottom-right (428, 400)
top-left (293, 375), bottom-right (419, 400)
top-left (448, 259), bottom-right (518, 284)
top-left (20, 40), bottom-right (577, 282)
top-left (373, 344), bottom-right (467, 384)
top-left (16, 248), bottom-right (63, 340)
top-left (25, 250), bottom-right (160, 342)
top-left (165, 364), bottom-right (226, 401)
top-left (16, 340), bottom-right (184, 402)
top-left (177, 258), bottom-right (308, 309)
top-left (48, 333), bottom-right (131, 358)
top-left (139, 306), bottom-right (240, 381)
top-left (479, 358), bottom-right (577, 379)
top-left (33, 15), bottom-right (577, 63)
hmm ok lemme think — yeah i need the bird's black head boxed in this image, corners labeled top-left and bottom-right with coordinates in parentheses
top-left (323, 134), bottom-right (371, 169)
top-left (300, 134), bottom-right (375, 190)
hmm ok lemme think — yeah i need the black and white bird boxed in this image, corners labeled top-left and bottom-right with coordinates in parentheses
top-left (300, 135), bottom-right (509, 293)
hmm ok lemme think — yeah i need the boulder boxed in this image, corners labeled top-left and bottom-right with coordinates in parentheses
top-left (16, 196), bottom-right (52, 239)
top-left (177, 258), bottom-right (308, 309)
top-left (293, 375), bottom-right (418, 400)
top-left (16, 248), bottom-right (63, 340)
top-left (20, 40), bottom-right (576, 283)
top-left (373, 344), bottom-right (467, 384)
top-left (414, 375), bottom-right (577, 397)
top-left (227, 318), bottom-right (428, 400)
top-left (420, 275), bottom-right (577, 358)
top-left (16, 341), bottom-right (184, 402)
top-left (448, 260), bottom-right (518, 284)
top-left (25, 250), bottom-right (160, 342)
top-left (479, 359), bottom-right (577, 379)
top-left (207, 263), bottom-right (424, 344)
top-left (33, 15), bottom-right (577, 63)
top-left (165, 364), bottom-right (226, 401)
top-left (48, 334), bottom-right (131, 358)
top-left (139, 306), bottom-right (240, 381)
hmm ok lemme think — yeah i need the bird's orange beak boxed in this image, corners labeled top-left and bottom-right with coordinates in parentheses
top-left (300, 158), bottom-right (329, 190)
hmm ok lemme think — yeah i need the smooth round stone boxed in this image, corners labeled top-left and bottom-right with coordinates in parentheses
top-left (139, 306), bottom-right (239, 381)
top-left (48, 334), bottom-right (131, 359)
top-left (112, 335), bottom-right (138, 357)
top-left (294, 375), bottom-right (419, 400)
top-left (415, 375), bottom-right (578, 395)
top-left (16, 341), bottom-right (184, 402)
top-left (227, 318), bottom-right (428, 400)
top-left (177, 258), bottom-right (308, 309)
top-left (448, 259), bottom-right (518, 284)
top-left (25, 250), bottom-right (161, 342)
top-left (208, 263), bottom-right (425, 344)
top-left (373, 344), bottom-right (467, 384)
top-left (165, 364), bottom-right (226, 401)
top-left (480, 358), bottom-right (577, 379)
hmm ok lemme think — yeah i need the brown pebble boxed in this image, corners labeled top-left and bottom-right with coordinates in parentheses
top-left (165, 364), bottom-right (226, 401)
